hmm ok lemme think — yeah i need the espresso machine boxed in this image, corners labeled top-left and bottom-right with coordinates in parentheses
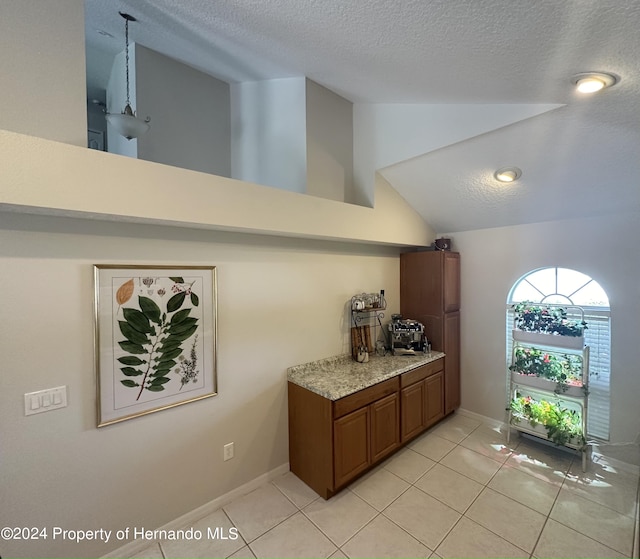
top-left (388, 315), bottom-right (428, 355)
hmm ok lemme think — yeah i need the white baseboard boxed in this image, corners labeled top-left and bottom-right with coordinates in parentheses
top-left (101, 462), bottom-right (290, 558)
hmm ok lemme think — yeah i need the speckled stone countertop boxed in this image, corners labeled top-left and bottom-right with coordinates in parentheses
top-left (287, 352), bottom-right (445, 401)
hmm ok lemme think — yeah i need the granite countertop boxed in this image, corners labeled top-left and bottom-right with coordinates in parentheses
top-left (287, 351), bottom-right (445, 401)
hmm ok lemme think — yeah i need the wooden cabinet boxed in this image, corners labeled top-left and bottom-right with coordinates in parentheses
top-left (443, 311), bottom-right (460, 413)
top-left (289, 377), bottom-right (400, 499)
top-left (400, 251), bottom-right (460, 316)
top-left (425, 371), bottom-right (445, 424)
top-left (334, 407), bottom-right (370, 487)
top-left (288, 356), bottom-right (446, 499)
top-left (334, 391), bottom-right (400, 486)
top-left (401, 251), bottom-right (461, 416)
top-left (370, 392), bottom-right (400, 462)
top-left (400, 361), bottom-right (444, 442)
top-left (400, 382), bottom-right (424, 441)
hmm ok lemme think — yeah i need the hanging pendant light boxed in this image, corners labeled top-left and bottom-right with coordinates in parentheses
top-left (106, 12), bottom-right (150, 140)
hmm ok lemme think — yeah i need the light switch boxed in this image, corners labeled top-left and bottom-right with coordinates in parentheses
top-left (24, 386), bottom-right (67, 416)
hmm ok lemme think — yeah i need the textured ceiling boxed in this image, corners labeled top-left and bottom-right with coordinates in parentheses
top-left (85, 0), bottom-right (640, 233)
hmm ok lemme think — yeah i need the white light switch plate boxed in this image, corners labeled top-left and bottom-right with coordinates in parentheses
top-left (24, 386), bottom-right (67, 416)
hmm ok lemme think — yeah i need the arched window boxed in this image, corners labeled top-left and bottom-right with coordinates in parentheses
top-left (507, 267), bottom-right (610, 440)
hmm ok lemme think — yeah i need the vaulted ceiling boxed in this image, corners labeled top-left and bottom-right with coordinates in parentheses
top-left (85, 0), bottom-right (640, 233)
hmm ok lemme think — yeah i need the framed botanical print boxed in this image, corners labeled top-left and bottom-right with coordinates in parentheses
top-left (94, 265), bottom-right (217, 426)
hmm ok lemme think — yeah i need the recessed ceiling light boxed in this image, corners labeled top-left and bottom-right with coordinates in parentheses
top-left (571, 72), bottom-right (618, 94)
top-left (494, 167), bottom-right (522, 183)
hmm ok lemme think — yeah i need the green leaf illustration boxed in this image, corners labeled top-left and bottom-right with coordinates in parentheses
top-left (170, 324), bottom-right (198, 342)
top-left (118, 340), bottom-right (146, 354)
top-left (153, 361), bottom-right (176, 376)
top-left (123, 308), bottom-right (154, 333)
top-left (169, 277), bottom-right (184, 283)
top-left (170, 308), bottom-right (191, 325)
top-left (117, 288), bottom-right (200, 400)
top-left (119, 321), bottom-right (150, 346)
top-left (139, 296), bottom-right (161, 324)
top-left (120, 367), bottom-right (144, 377)
top-left (158, 339), bottom-right (182, 353)
top-left (158, 347), bottom-right (182, 361)
top-left (166, 292), bottom-right (187, 312)
top-left (146, 385), bottom-right (165, 392)
top-left (169, 317), bottom-right (197, 335)
top-left (117, 356), bottom-right (146, 366)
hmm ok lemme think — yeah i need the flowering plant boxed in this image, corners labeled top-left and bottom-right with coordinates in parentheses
top-left (509, 346), bottom-right (583, 393)
top-left (512, 302), bottom-right (587, 337)
top-left (510, 392), bottom-right (585, 447)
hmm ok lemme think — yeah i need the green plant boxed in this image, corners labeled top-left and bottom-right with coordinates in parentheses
top-left (115, 277), bottom-right (200, 400)
top-left (512, 302), bottom-right (587, 337)
top-left (509, 346), bottom-right (583, 393)
top-left (510, 392), bottom-right (585, 447)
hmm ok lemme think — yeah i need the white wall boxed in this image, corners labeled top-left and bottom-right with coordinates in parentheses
top-left (0, 213), bottom-right (402, 558)
top-left (451, 212), bottom-right (640, 452)
top-left (136, 45), bottom-right (231, 176)
top-left (231, 78), bottom-right (307, 192)
top-left (0, 0), bottom-right (86, 146)
top-left (305, 79), bottom-right (353, 203)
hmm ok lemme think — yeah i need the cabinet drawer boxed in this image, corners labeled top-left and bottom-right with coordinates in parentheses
top-left (334, 377), bottom-right (399, 418)
top-left (400, 360), bottom-right (443, 389)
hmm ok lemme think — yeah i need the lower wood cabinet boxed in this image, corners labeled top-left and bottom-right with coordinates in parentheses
top-left (370, 392), bottom-right (400, 462)
top-left (400, 360), bottom-right (444, 442)
top-left (333, 392), bottom-right (400, 487)
top-left (288, 357), bottom-right (445, 499)
top-left (334, 407), bottom-right (370, 487)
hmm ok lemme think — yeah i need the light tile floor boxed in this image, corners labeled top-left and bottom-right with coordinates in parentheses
top-left (129, 413), bottom-right (639, 558)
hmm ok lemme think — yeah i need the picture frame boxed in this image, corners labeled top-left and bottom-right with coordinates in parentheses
top-left (94, 265), bottom-right (217, 427)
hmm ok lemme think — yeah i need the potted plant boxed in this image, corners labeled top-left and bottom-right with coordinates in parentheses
top-left (510, 392), bottom-right (585, 447)
top-left (512, 302), bottom-right (587, 349)
top-left (509, 346), bottom-right (584, 395)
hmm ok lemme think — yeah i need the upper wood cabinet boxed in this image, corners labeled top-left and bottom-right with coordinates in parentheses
top-left (400, 250), bottom-right (461, 416)
top-left (400, 251), bottom-right (460, 316)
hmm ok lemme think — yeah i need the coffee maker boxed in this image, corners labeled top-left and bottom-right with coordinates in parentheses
top-left (388, 315), bottom-right (427, 355)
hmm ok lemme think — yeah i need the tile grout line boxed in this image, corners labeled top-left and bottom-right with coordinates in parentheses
top-left (539, 453), bottom-right (636, 557)
top-left (220, 507), bottom-right (248, 559)
top-left (527, 451), bottom-right (576, 559)
top-left (425, 423), bottom-right (521, 557)
top-left (334, 420), bottom-right (484, 556)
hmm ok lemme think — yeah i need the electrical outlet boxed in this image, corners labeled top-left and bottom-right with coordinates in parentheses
top-left (223, 442), bottom-right (234, 461)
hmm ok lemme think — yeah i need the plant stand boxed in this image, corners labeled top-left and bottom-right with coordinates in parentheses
top-left (507, 307), bottom-right (590, 472)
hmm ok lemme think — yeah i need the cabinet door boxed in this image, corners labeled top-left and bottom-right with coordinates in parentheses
top-left (400, 382), bottom-right (424, 442)
top-left (334, 407), bottom-right (370, 488)
top-left (400, 251), bottom-right (441, 318)
top-left (424, 371), bottom-right (445, 427)
top-left (443, 252), bottom-right (460, 313)
top-left (444, 311), bottom-right (461, 414)
top-left (370, 393), bottom-right (400, 462)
